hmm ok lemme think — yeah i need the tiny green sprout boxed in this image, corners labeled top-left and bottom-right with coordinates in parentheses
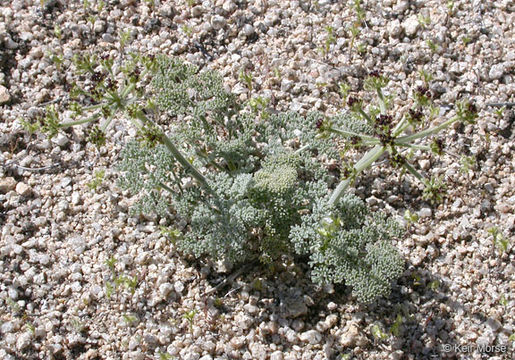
top-left (82, 0), bottom-right (90, 10)
top-left (364, 72), bottom-right (389, 92)
top-left (426, 39), bottom-right (439, 53)
top-left (183, 309), bottom-right (197, 332)
top-left (251, 278), bottom-right (263, 291)
top-left (97, 0), bottom-right (105, 12)
top-left (418, 14), bottom-right (431, 28)
top-left (509, 333), bottom-right (515, 342)
top-left (73, 53), bottom-right (98, 74)
top-left (488, 227), bottom-right (509, 255)
top-left (158, 352), bottom-right (175, 360)
top-left (248, 96), bottom-right (270, 120)
top-left (181, 25), bottom-right (194, 38)
top-left (40, 105), bottom-right (61, 138)
top-left (105, 281), bottom-right (114, 299)
top-left (136, 124), bottom-right (163, 148)
top-left (459, 155), bottom-right (476, 174)
top-left (54, 24), bottom-right (62, 40)
top-left (159, 226), bottom-right (182, 244)
top-left (404, 209), bottom-right (419, 225)
top-left (352, 0), bottom-right (365, 23)
top-left (124, 276), bottom-right (138, 294)
top-left (186, 0), bottom-right (196, 7)
top-left (356, 42), bottom-right (367, 55)
top-left (322, 26), bottom-right (336, 56)
top-left (428, 280), bottom-right (440, 291)
top-left (390, 314), bottom-right (403, 337)
top-left (213, 297), bottom-right (223, 308)
top-left (123, 314), bottom-right (138, 326)
top-left (494, 106), bottom-right (506, 118)
top-left (430, 137), bottom-right (444, 156)
top-left (446, 1), bottom-right (455, 14)
top-left (87, 169), bottom-right (105, 190)
top-left (412, 273), bottom-right (422, 287)
top-left (239, 69), bottom-right (253, 91)
top-left (461, 36), bottom-right (472, 45)
top-left (71, 317), bottom-right (86, 333)
top-left (455, 100), bottom-right (478, 124)
top-left (338, 82), bottom-right (351, 102)
top-left (87, 15), bottom-right (97, 26)
top-left (371, 323), bottom-right (388, 341)
top-left (88, 125), bottom-right (107, 147)
top-left (105, 256), bottom-right (117, 271)
top-left (499, 295), bottom-right (508, 307)
top-left (119, 29), bottom-right (132, 51)
top-left (418, 69), bottom-right (433, 85)
top-left (19, 117), bottom-right (40, 135)
top-left (24, 322), bottom-right (36, 334)
top-left (422, 175), bottom-right (447, 204)
top-left (273, 67), bottom-right (281, 79)
top-left (339, 355), bottom-right (352, 360)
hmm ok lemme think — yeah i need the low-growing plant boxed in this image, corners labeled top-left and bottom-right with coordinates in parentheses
top-left (87, 169), bottom-right (105, 190)
top-left (488, 227), bottom-right (509, 255)
top-left (32, 53), bottom-right (477, 303)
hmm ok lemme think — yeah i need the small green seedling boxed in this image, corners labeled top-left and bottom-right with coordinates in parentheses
top-left (428, 280), bottom-right (440, 291)
top-left (123, 314), bottom-right (138, 326)
top-left (371, 323), bottom-right (388, 341)
top-left (159, 226), bottom-right (182, 244)
top-left (390, 314), bottom-right (403, 337)
top-left (183, 309), bottom-right (197, 333)
top-left (87, 170), bottom-right (105, 190)
top-left (239, 69), bottom-right (253, 91)
top-left (105, 256), bottom-right (117, 271)
top-left (404, 209), bottom-right (419, 225)
top-left (488, 227), bottom-right (509, 255)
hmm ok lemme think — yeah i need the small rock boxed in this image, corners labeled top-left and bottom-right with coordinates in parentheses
top-left (340, 324), bottom-right (359, 347)
top-left (299, 330), bottom-right (322, 345)
top-left (488, 64), bottom-right (505, 80)
top-left (249, 343), bottom-right (267, 360)
top-left (211, 15), bottom-right (226, 30)
top-left (52, 133), bottom-right (69, 147)
top-left (418, 207), bottom-right (432, 218)
top-left (159, 283), bottom-right (174, 298)
top-left (0, 177), bottom-right (17, 193)
top-left (270, 351), bottom-right (283, 360)
top-left (15, 182), bottom-right (31, 196)
top-left (387, 19), bottom-right (402, 38)
top-left (243, 24), bottom-right (255, 36)
top-left (174, 280), bottom-right (184, 294)
top-left (16, 332), bottom-right (32, 351)
top-left (93, 20), bottom-right (106, 33)
top-left (0, 85), bottom-right (10, 104)
top-left (191, 5), bottom-right (204, 17)
top-left (402, 15), bottom-right (420, 37)
top-left (485, 318), bottom-right (502, 332)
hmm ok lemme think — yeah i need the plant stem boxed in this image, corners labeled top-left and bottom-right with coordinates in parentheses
top-left (135, 112), bottom-right (212, 192)
top-left (59, 112), bottom-right (101, 128)
top-left (402, 161), bottom-right (426, 184)
top-left (329, 127), bottom-right (379, 144)
top-left (328, 145), bottom-right (385, 206)
top-left (397, 116), bottom-right (458, 143)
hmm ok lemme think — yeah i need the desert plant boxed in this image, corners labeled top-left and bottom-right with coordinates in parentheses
top-left (36, 54), bottom-right (472, 303)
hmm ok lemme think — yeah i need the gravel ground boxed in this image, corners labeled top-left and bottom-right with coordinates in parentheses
top-left (0, 1), bottom-right (514, 359)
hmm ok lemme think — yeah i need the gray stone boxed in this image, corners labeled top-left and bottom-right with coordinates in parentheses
top-left (0, 85), bottom-right (10, 104)
top-left (299, 330), bottom-right (322, 344)
top-left (489, 64), bottom-right (505, 80)
top-left (0, 177), bottom-right (16, 193)
top-left (15, 182), bottom-right (31, 196)
top-left (402, 15), bottom-right (420, 37)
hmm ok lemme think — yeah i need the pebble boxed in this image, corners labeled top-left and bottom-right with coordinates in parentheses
top-left (211, 15), bottom-right (226, 30)
top-left (15, 182), bottom-right (31, 196)
top-left (0, 85), bottom-right (10, 104)
top-left (402, 15), bottom-right (420, 37)
top-left (418, 207), bottom-right (432, 218)
top-left (16, 332), bottom-right (32, 351)
top-left (0, 177), bottom-right (17, 193)
top-left (488, 63), bottom-right (505, 80)
top-left (299, 330), bottom-right (322, 345)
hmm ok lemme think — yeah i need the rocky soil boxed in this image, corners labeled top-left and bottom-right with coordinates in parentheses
top-left (0, 0), bottom-right (514, 359)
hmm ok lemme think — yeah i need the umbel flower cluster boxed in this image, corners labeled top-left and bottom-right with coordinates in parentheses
top-left (117, 56), bottom-right (405, 302)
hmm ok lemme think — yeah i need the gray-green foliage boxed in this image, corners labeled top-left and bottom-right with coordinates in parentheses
top-left (117, 56), bottom-right (404, 303)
